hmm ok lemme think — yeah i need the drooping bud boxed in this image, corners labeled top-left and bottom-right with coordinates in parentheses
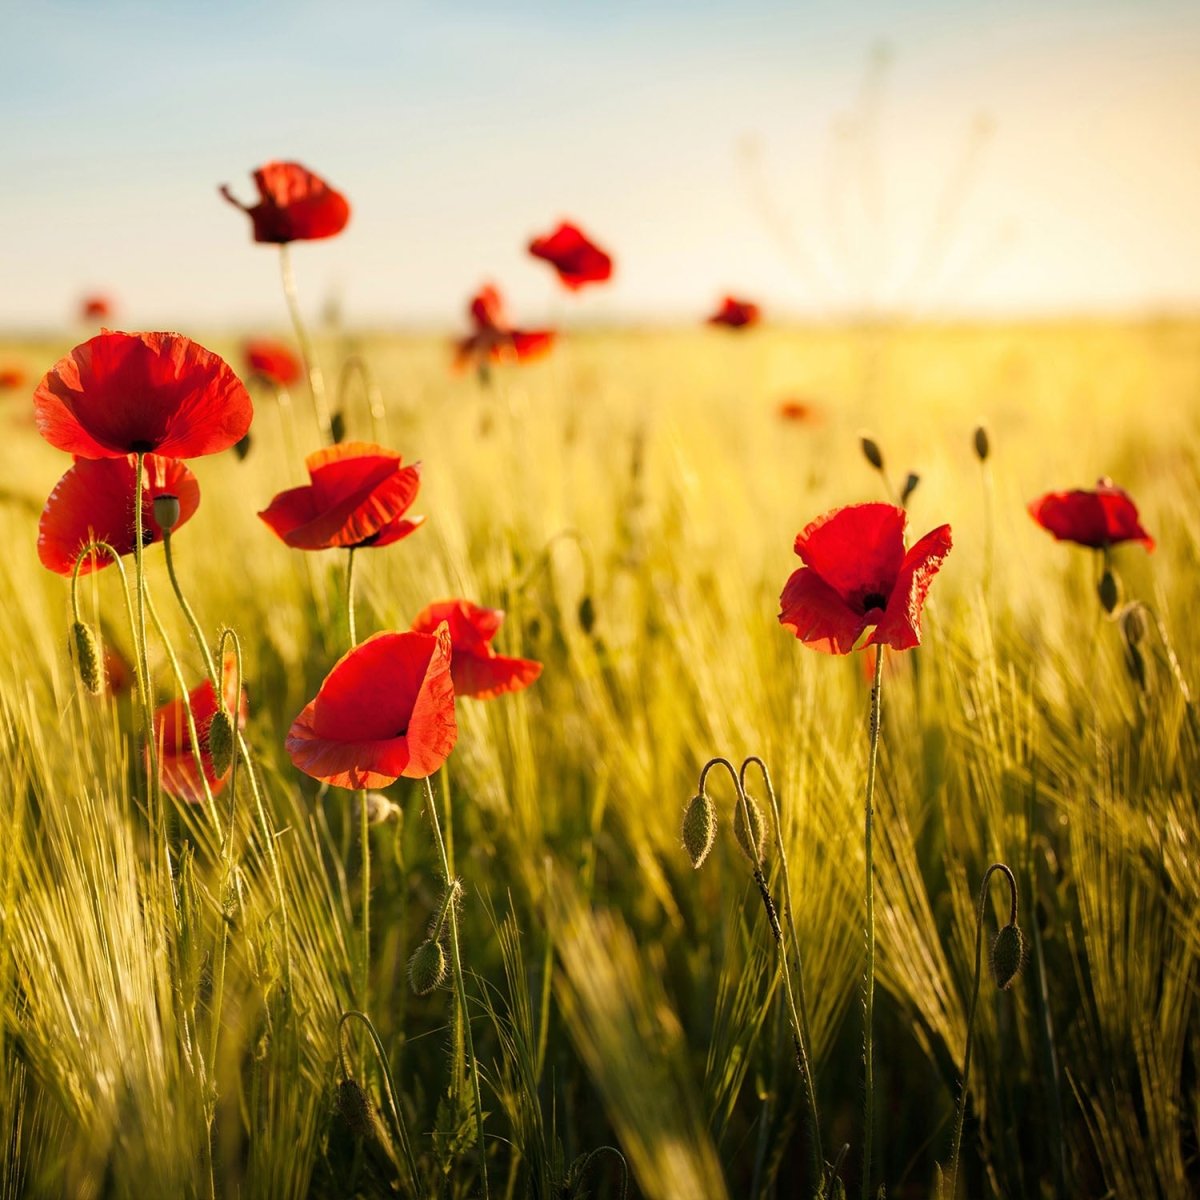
top-left (70, 621), bottom-right (102, 695)
top-left (206, 709), bottom-right (235, 776)
top-left (681, 791), bottom-right (717, 870)
top-left (578, 595), bottom-right (597, 635)
top-left (408, 939), bottom-right (447, 995)
top-left (733, 793), bottom-right (767, 866)
top-left (330, 410), bottom-right (347, 444)
top-left (233, 432), bottom-right (252, 461)
top-left (990, 922), bottom-right (1025, 990)
top-left (1097, 568), bottom-right (1119, 614)
top-left (335, 1078), bottom-right (379, 1140)
top-left (1120, 603), bottom-right (1147, 647)
top-left (860, 435), bottom-right (884, 472)
top-left (152, 493), bottom-right (181, 532)
top-left (900, 472), bottom-right (921, 505)
top-left (973, 425), bottom-right (990, 462)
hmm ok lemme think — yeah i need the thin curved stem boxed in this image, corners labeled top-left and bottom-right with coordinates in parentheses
top-left (741, 755), bottom-right (824, 1190)
top-left (423, 774), bottom-right (488, 1199)
top-left (861, 644), bottom-right (885, 1200)
top-left (164, 530), bottom-right (218, 687)
top-left (947, 862), bottom-right (1018, 1199)
top-left (279, 243), bottom-right (332, 442)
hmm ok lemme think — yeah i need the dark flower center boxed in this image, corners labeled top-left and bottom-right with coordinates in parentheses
top-left (130, 439), bottom-right (156, 453)
top-left (862, 591), bottom-right (888, 613)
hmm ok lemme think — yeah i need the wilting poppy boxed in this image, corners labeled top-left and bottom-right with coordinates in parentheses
top-left (154, 652), bottom-right (247, 803)
top-left (220, 162), bottom-right (351, 244)
top-left (38, 454), bottom-right (200, 576)
top-left (0, 366), bottom-right (26, 390)
top-left (259, 441), bottom-right (423, 550)
top-left (411, 600), bottom-right (542, 699)
top-left (286, 626), bottom-right (457, 788)
top-left (1028, 479), bottom-right (1154, 552)
top-left (34, 331), bottom-right (253, 460)
top-left (779, 503), bottom-right (952, 654)
top-left (708, 296), bottom-right (760, 329)
top-left (528, 221), bottom-right (613, 290)
top-left (80, 294), bottom-right (113, 321)
top-left (454, 284), bottom-right (555, 370)
top-left (244, 338), bottom-right (302, 386)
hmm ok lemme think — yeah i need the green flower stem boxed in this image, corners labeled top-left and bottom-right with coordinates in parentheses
top-left (131, 454), bottom-right (160, 811)
top-left (947, 863), bottom-right (1018, 1200)
top-left (278, 243), bottom-right (332, 443)
top-left (861, 644), bottom-right (885, 1200)
top-left (423, 773), bottom-right (488, 1199)
top-left (163, 529), bottom-right (217, 685)
top-left (346, 548), bottom-right (358, 648)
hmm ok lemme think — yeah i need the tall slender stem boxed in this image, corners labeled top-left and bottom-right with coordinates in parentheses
top-left (346, 548), bottom-right (358, 648)
top-left (423, 774), bottom-right (489, 1199)
top-left (278, 243), bottom-right (332, 442)
top-left (163, 530), bottom-right (217, 685)
top-left (861, 645), bottom-right (885, 1200)
top-left (947, 863), bottom-right (1018, 1199)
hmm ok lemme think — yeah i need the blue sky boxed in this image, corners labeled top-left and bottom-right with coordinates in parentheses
top-left (2, 0), bottom-right (1199, 329)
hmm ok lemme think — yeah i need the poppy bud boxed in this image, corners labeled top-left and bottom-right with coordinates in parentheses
top-left (330, 411), bottom-right (346, 444)
top-left (682, 791), bottom-right (717, 869)
top-left (990, 922), bottom-right (1025, 990)
top-left (408, 939), bottom-right (447, 995)
top-left (70, 620), bottom-right (102, 695)
top-left (973, 425), bottom-right (990, 462)
top-left (335, 1078), bottom-right (378, 1140)
top-left (733, 793), bottom-right (767, 865)
top-left (860, 435), bottom-right (884, 472)
top-left (900, 472), bottom-right (921, 504)
top-left (234, 432), bottom-right (252, 461)
top-left (578, 595), bottom-right (596, 635)
top-left (1097, 568), bottom-right (1120, 614)
top-left (1125, 643), bottom-right (1147, 690)
top-left (152, 493), bottom-right (181, 532)
top-left (206, 710), bottom-right (235, 776)
top-left (1120, 603), bottom-right (1147, 647)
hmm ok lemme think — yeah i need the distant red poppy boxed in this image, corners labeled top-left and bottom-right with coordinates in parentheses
top-left (1028, 479), bottom-right (1154, 552)
top-left (779, 503), bottom-right (952, 654)
top-left (34, 331), bottom-right (252, 460)
top-left (454, 284), bottom-right (555, 370)
top-left (779, 399), bottom-right (817, 422)
top-left (259, 442), bottom-right (423, 551)
top-left (154, 652), bottom-right (248, 803)
top-left (411, 600), bottom-right (542, 699)
top-left (286, 626), bottom-right (457, 788)
top-left (528, 221), bottom-right (613, 290)
top-left (708, 296), bottom-right (760, 329)
top-left (101, 644), bottom-right (133, 696)
top-left (244, 338), bottom-right (302, 386)
top-left (220, 162), bottom-right (351, 244)
top-left (81, 294), bottom-right (113, 321)
top-left (38, 454), bottom-right (200, 576)
top-left (0, 367), bottom-right (26, 390)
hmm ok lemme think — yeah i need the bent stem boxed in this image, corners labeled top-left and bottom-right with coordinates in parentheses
top-left (740, 755), bottom-right (824, 1191)
top-left (279, 243), bottom-right (332, 442)
top-left (947, 862), bottom-right (1018, 1200)
top-left (861, 644), bottom-right (885, 1200)
top-left (422, 773), bottom-right (488, 1199)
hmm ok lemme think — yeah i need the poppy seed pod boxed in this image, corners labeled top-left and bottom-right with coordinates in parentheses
top-left (733, 793), bottom-right (767, 866)
top-left (990, 922), bottom-right (1026, 990)
top-left (408, 939), bottom-right (447, 995)
top-left (70, 621), bottom-right (102, 695)
top-left (206, 709), bottom-right (235, 777)
top-left (1098, 568), bottom-right (1120, 614)
top-left (860, 435), bottom-right (884, 472)
top-left (335, 1078), bottom-right (378, 1140)
top-left (973, 425), bottom-right (990, 462)
top-left (682, 791), bottom-right (717, 869)
top-left (152, 493), bottom-right (181, 532)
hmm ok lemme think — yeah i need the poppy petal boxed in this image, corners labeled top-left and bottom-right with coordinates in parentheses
top-left (412, 599), bottom-right (503, 651)
top-left (528, 222), bottom-right (613, 290)
top-left (869, 524), bottom-right (953, 652)
top-left (794, 503), bottom-right (907, 604)
top-left (779, 567), bottom-right (872, 654)
top-left (452, 652), bottom-right (543, 700)
top-left (222, 162), bottom-right (351, 244)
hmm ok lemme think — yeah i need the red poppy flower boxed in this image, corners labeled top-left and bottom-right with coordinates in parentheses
top-left (779, 503), bottom-right (952, 654)
top-left (220, 162), bottom-right (351, 244)
top-left (411, 600), bottom-right (542, 699)
top-left (101, 644), bottom-right (133, 697)
top-left (528, 221), bottom-right (613, 291)
top-left (286, 627), bottom-right (457, 788)
top-left (259, 442), bottom-right (423, 551)
top-left (80, 294), bottom-right (113, 321)
top-left (244, 338), bottom-right (302, 386)
top-left (34, 331), bottom-right (253, 460)
top-left (779, 399), bottom-right (817, 422)
top-left (0, 366), bottom-right (26, 390)
top-left (38, 454), bottom-right (200, 576)
top-left (1028, 479), bottom-right (1154, 552)
top-left (454, 284), bottom-right (555, 370)
top-left (154, 653), bottom-right (248, 803)
top-left (708, 296), bottom-right (760, 329)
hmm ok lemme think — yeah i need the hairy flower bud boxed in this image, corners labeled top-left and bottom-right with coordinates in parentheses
top-left (408, 939), bottom-right (447, 996)
top-left (900, 472), bottom-right (921, 504)
top-left (70, 621), bottom-right (102, 695)
top-left (990, 922), bottom-right (1026, 990)
top-left (860, 435), bottom-right (884, 472)
top-left (1098, 568), bottom-right (1120, 614)
top-left (578, 594), bottom-right (597, 635)
top-left (681, 791), bottom-right (717, 870)
top-left (973, 425), bottom-right (990, 462)
top-left (206, 710), bottom-right (235, 776)
top-left (335, 1078), bottom-right (378, 1140)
